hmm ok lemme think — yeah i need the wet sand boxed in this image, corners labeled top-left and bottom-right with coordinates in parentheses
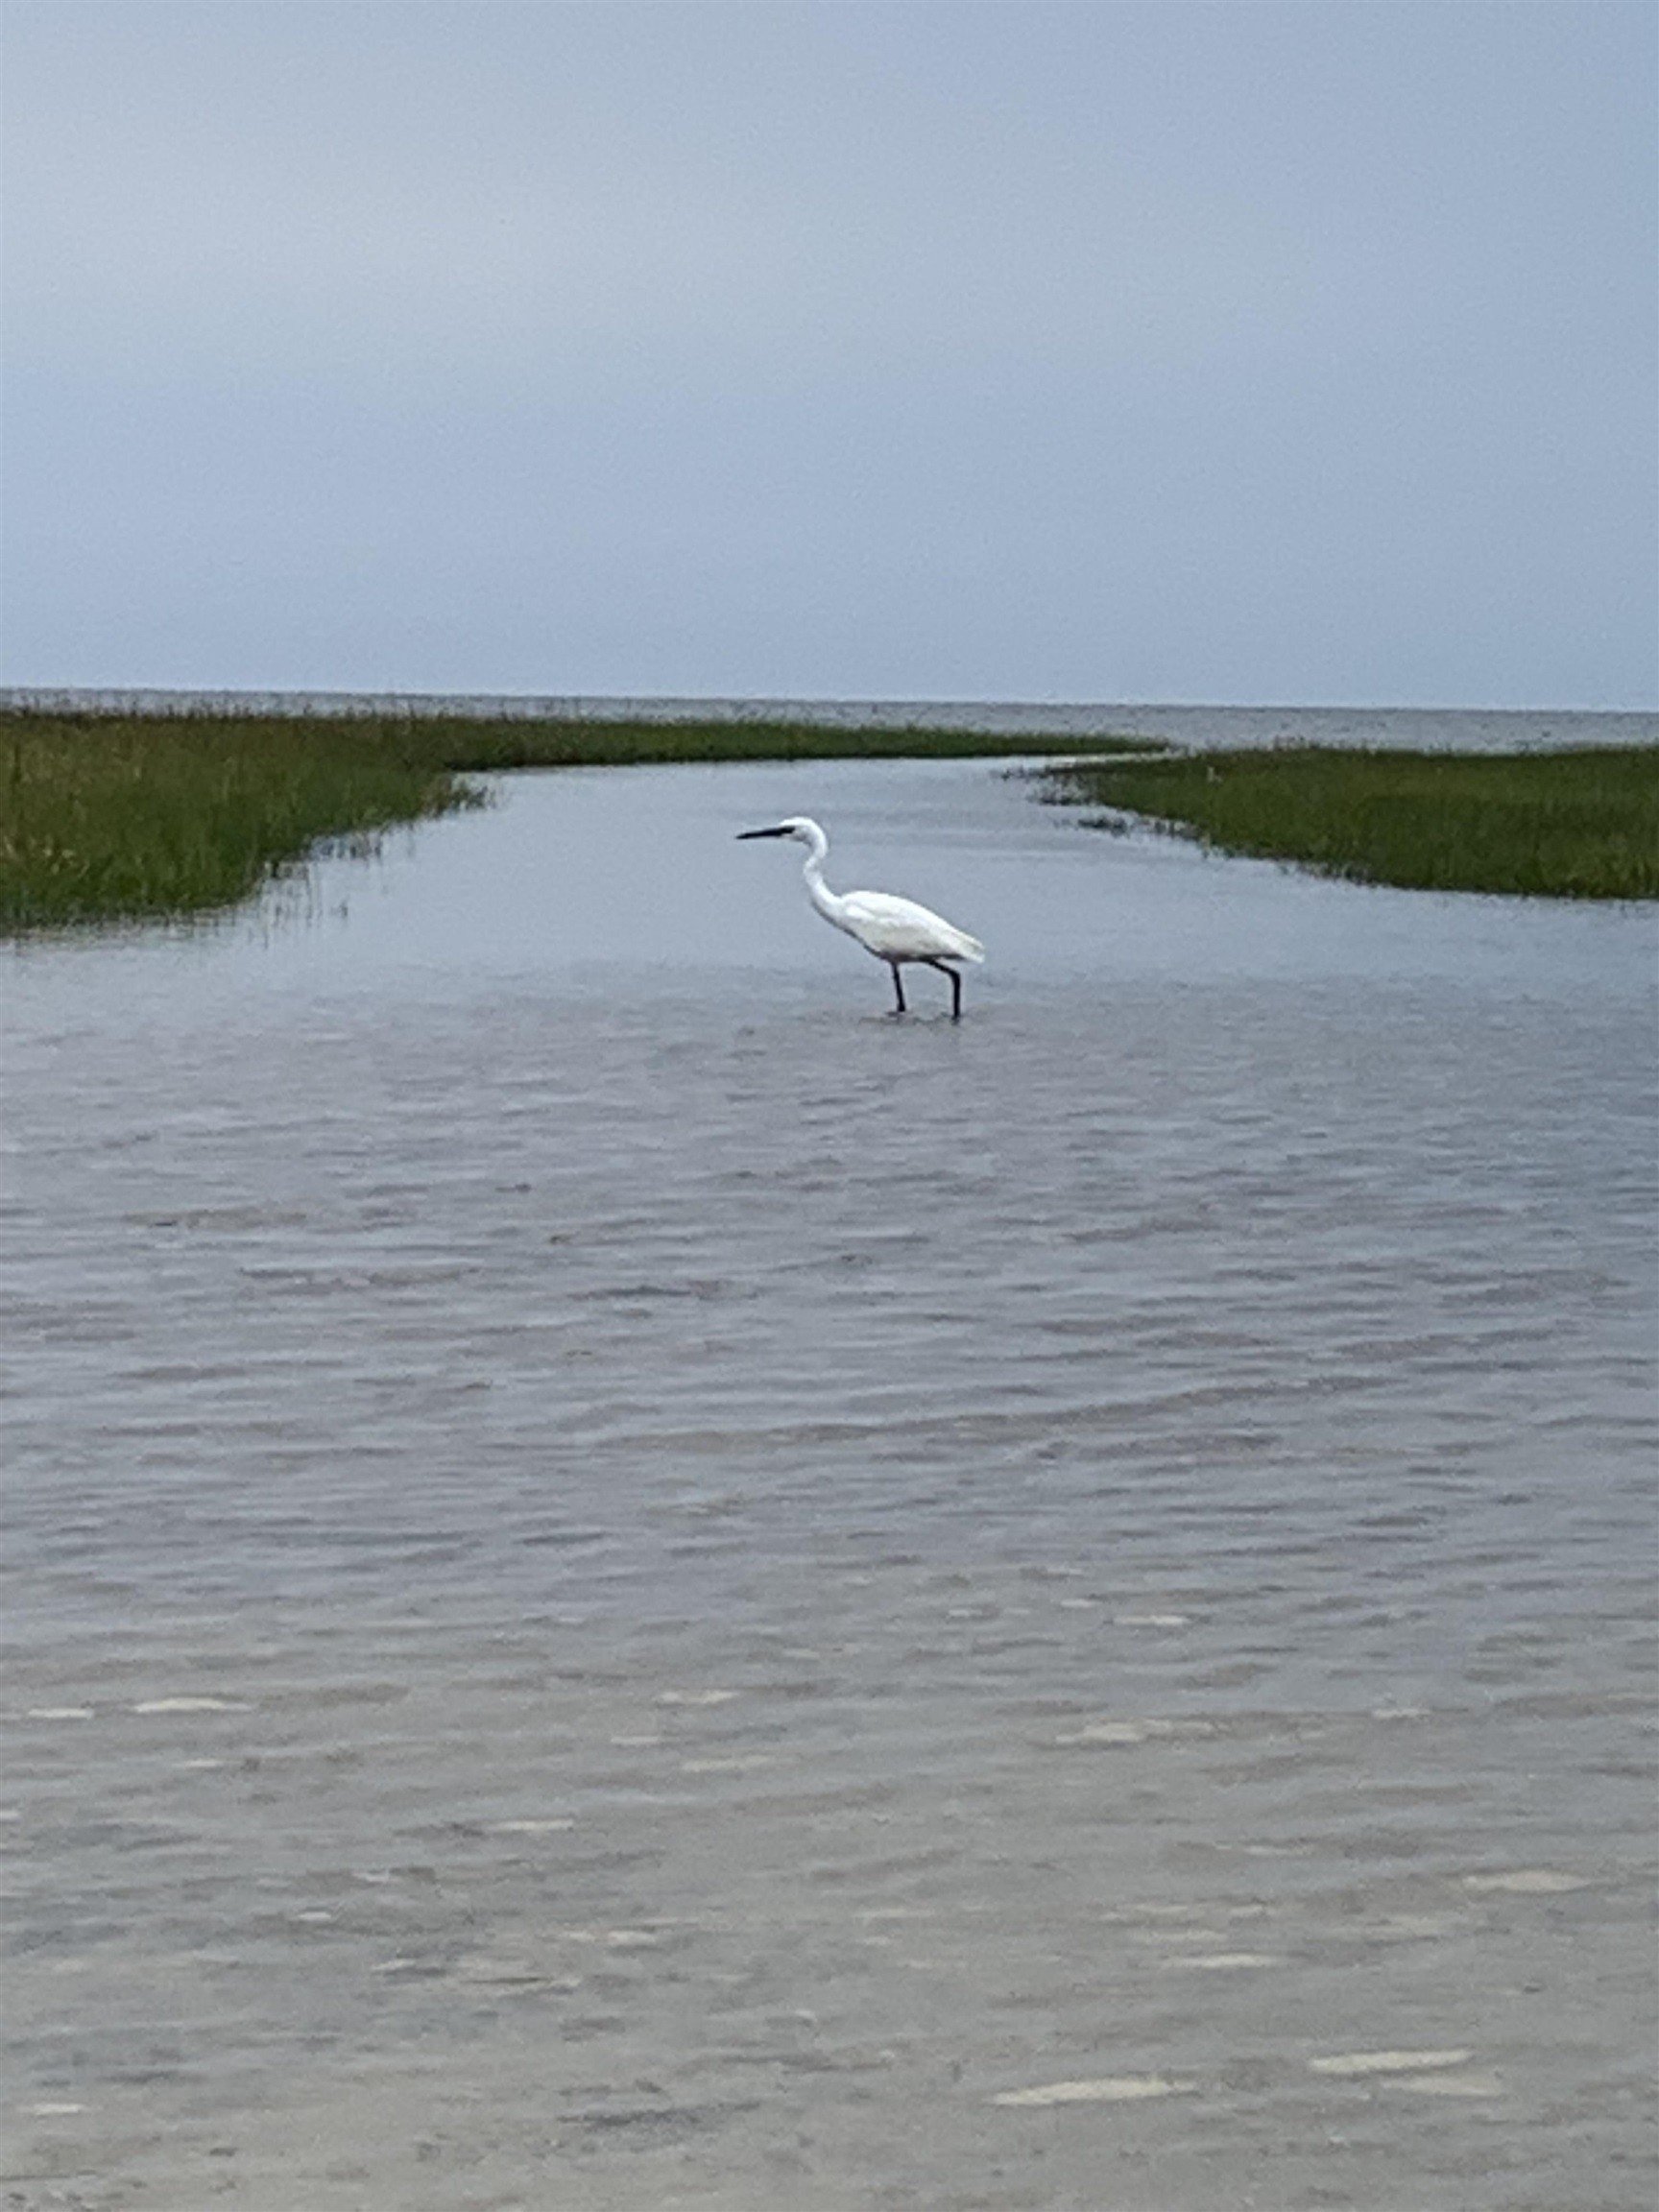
top-left (4, 759), bottom-right (1655, 2208)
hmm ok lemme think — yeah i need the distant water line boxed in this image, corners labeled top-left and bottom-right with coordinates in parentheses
top-left (4, 685), bottom-right (1654, 753)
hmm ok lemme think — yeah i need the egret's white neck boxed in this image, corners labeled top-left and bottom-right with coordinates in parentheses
top-left (798, 827), bottom-right (842, 924)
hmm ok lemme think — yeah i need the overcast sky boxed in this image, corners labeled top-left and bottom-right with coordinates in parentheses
top-left (3, 1), bottom-right (1653, 708)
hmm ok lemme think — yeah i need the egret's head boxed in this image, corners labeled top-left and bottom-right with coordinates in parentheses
top-left (736, 816), bottom-right (822, 847)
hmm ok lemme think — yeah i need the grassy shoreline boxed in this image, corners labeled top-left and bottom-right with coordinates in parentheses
top-left (1045, 744), bottom-right (1658, 902)
top-left (0, 707), bottom-right (1150, 931)
top-left (3, 708), bottom-right (1653, 929)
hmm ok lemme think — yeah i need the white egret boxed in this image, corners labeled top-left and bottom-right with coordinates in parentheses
top-left (736, 816), bottom-right (985, 1018)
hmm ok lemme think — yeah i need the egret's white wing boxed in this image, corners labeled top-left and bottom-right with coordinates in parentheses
top-left (837, 890), bottom-right (985, 963)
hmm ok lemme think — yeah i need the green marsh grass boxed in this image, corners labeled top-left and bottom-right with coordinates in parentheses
top-left (0, 708), bottom-right (1152, 931)
top-left (10, 707), bottom-right (1650, 929)
top-left (1, 711), bottom-right (472, 931)
top-left (1046, 744), bottom-right (1659, 901)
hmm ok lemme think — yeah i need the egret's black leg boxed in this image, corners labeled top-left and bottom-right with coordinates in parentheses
top-left (889, 962), bottom-right (907, 1015)
top-left (922, 958), bottom-right (963, 1020)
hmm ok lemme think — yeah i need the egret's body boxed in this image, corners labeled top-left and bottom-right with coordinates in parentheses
top-left (737, 816), bottom-right (984, 1017)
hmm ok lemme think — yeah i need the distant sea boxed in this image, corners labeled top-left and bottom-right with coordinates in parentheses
top-left (3, 686), bottom-right (1654, 753)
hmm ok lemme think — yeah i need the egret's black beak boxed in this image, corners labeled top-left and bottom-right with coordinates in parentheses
top-left (736, 826), bottom-right (792, 840)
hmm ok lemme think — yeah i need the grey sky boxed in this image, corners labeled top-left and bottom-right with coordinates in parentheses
top-left (4, 1), bottom-right (1653, 708)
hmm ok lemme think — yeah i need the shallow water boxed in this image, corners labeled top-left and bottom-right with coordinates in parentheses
top-left (4, 759), bottom-right (1655, 2210)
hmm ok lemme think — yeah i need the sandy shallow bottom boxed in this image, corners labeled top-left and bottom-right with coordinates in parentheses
top-left (3, 760), bottom-right (1655, 2209)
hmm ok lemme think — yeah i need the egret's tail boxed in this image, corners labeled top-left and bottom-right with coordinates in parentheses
top-left (954, 933), bottom-right (986, 964)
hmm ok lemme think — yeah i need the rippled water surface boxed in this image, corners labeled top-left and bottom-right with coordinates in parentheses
top-left (5, 759), bottom-right (1655, 2210)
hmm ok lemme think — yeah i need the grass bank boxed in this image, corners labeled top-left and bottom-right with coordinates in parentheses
top-left (0, 707), bottom-right (1151, 931)
top-left (1045, 744), bottom-right (1659, 901)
